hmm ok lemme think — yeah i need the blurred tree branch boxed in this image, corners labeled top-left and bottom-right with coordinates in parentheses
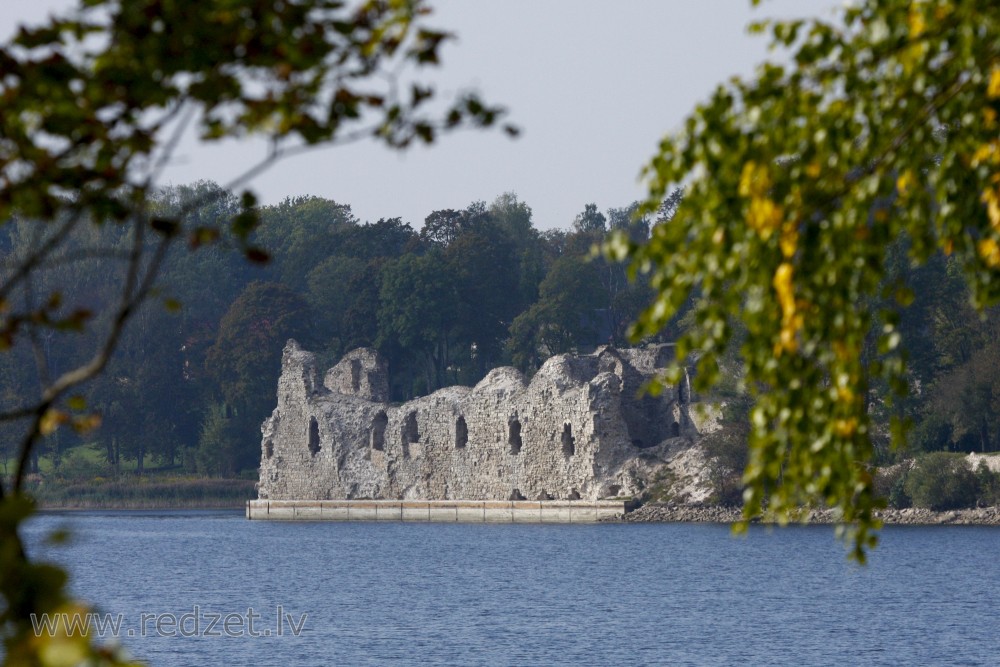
top-left (0, 1), bottom-right (511, 663)
top-left (607, 0), bottom-right (1000, 561)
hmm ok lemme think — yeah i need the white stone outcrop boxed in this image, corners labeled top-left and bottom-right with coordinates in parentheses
top-left (258, 340), bottom-right (711, 501)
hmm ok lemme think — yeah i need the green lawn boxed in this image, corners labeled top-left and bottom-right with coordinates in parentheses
top-left (13, 442), bottom-right (257, 509)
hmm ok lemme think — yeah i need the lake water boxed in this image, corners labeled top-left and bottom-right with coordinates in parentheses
top-left (20, 510), bottom-right (1000, 666)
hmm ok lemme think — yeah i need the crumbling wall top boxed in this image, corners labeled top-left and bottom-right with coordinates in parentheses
top-left (281, 339), bottom-right (321, 397)
top-left (323, 347), bottom-right (389, 402)
top-left (472, 366), bottom-right (528, 396)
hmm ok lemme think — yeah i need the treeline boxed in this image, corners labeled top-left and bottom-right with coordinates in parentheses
top-left (3, 180), bottom-right (998, 481)
top-left (883, 250), bottom-right (1000, 458)
top-left (0, 182), bottom-right (669, 477)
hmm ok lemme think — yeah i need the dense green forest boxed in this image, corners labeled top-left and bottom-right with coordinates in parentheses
top-left (2, 181), bottom-right (997, 484)
top-left (0, 182), bottom-right (668, 480)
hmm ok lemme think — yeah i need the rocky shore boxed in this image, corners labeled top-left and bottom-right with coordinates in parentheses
top-left (615, 503), bottom-right (1000, 525)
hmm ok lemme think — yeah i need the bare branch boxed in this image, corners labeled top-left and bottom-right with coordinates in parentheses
top-left (37, 247), bottom-right (133, 268)
top-left (146, 101), bottom-right (197, 185)
top-left (0, 212), bottom-right (83, 306)
top-left (23, 276), bottom-right (51, 391)
top-left (11, 230), bottom-right (173, 492)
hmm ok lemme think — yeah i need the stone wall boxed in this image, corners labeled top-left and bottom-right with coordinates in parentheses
top-left (258, 340), bottom-right (714, 502)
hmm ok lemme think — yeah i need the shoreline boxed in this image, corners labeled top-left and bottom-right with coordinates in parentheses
top-left (28, 498), bottom-right (1000, 525)
top-left (22, 477), bottom-right (257, 511)
top-left (619, 503), bottom-right (1000, 526)
top-left (37, 500), bottom-right (248, 511)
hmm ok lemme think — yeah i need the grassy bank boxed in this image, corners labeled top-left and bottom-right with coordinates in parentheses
top-left (6, 442), bottom-right (258, 509)
top-left (27, 475), bottom-right (257, 509)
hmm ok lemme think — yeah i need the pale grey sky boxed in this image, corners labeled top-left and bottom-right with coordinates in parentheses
top-left (1, 0), bottom-right (840, 229)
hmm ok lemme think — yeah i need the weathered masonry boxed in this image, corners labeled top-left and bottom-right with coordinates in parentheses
top-left (257, 340), bottom-right (719, 507)
top-left (246, 499), bottom-right (626, 522)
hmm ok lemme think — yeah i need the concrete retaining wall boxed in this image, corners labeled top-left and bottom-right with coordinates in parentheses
top-left (246, 499), bottom-right (624, 523)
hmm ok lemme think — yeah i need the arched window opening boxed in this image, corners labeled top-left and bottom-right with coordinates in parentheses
top-left (509, 488), bottom-right (526, 501)
top-left (508, 417), bottom-right (522, 455)
top-left (371, 411), bottom-right (388, 451)
top-left (402, 411), bottom-right (419, 444)
top-left (308, 417), bottom-right (320, 456)
top-left (561, 423), bottom-right (575, 457)
top-left (350, 359), bottom-right (362, 392)
top-left (455, 416), bottom-right (468, 449)
top-left (671, 421), bottom-right (681, 438)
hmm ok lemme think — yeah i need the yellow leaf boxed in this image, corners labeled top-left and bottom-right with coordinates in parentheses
top-left (978, 238), bottom-right (1000, 267)
top-left (971, 140), bottom-right (1000, 167)
top-left (989, 65), bottom-right (1000, 99)
top-left (835, 418), bottom-right (858, 437)
top-left (39, 409), bottom-right (69, 436)
top-left (747, 197), bottom-right (783, 239)
top-left (773, 262), bottom-right (800, 354)
top-left (72, 414), bottom-right (102, 434)
top-left (779, 219), bottom-right (798, 258)
top-left (896, 170), bottom-right (914, 197)
top-left (739, 161), bottom-right (770, 198)
top-left (907, 6), bottom-right (925, 39)
top-left (981, 187), bottom-right (1000, 230)
top-left (901, 7), bottom-right (928, 73)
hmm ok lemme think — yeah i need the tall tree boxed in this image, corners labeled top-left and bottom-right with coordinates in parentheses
top-left (489, 192), bottom-right (547, 312)
top-left (377, 252), bottom-right (459, 393)
top-left (205, 282), bottom-right (312, 473)
top-left (508, 255), bottom-right (606, 371)
top-left (446, 219), bottom-right (521, 371)
top-left (98, 303), bottom-right (191, 473)
top-left (256, 196), bottom-right (358, 290)
top-left (572, 203), bottom-right (607, 234)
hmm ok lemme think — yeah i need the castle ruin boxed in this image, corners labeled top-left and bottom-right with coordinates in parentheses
top-left (257, 340), bottom-right (717, 503)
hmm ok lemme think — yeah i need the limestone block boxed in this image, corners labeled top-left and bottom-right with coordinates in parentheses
top-left (348, 502), bottom-right (378, 521)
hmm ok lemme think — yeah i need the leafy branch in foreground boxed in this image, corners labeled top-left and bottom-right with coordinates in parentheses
top-left (607, 0), bottom-right (1000, 561)
top-left (0, 1), bottom-right (510, 663)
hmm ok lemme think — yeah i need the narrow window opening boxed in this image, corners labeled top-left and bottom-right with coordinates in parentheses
top-left (308, 417), bottom-right (320, 456)
top-left (402, 411), bottom-right (419, 444)
top-left (350, 359), bottom-right (362, 392)
top-left (371, 411), bottom-right (387, 451)
top-left (455, 416), bottom-right (468, 449)
top-left (671, 421), bottom-right (681, 438)
top-left (265, 440), bottom-right (274, 459)
top-left (508, 417), bottom-right (522, 455)
top-left (561, 423), bottom-right (575, 457)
